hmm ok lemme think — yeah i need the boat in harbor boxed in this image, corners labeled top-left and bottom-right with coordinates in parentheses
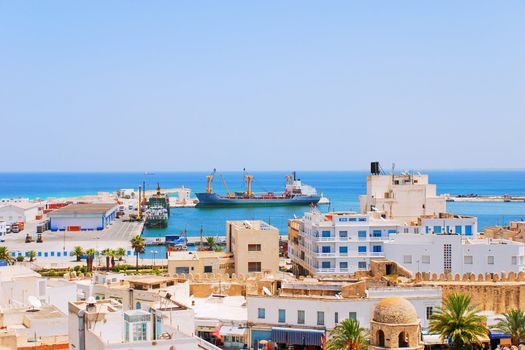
top-left (195, 170), bottom-right (321, 207)
top-left (145, 183), bottom-right (169, 228)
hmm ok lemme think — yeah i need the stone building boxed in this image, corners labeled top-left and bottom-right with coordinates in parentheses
top-left (368, 297), bottom-right (424, 350)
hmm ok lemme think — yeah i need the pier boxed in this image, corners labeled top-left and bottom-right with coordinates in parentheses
top-left (445, 194), bottom-right (525, 202)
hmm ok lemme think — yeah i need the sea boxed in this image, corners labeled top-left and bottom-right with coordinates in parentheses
top-left (0, 171), bottom-right (524, 258)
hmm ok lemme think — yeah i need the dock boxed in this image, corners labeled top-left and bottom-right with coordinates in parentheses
top-left (445, 194), bottom-right (525, 202)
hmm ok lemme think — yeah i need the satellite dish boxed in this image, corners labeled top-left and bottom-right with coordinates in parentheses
top-left (262, 286), bottom-right (272, 296)
top-left (87, 296), bottom-right (96, 304)
top-left (28, 296), bottom-right (42, 310)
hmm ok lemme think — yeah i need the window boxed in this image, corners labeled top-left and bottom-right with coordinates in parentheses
top-left (339, 218), bottom-right (348, 222)
top-left (297, 310), bottom-right (305, 324)
top-left (317, 311), bottom-right (325, 326)
top-left (348, 312), bottom-right (357, 321)
top-left (248, 244), bottom-right (261, 251)
top-left (422, 255), bottom-right (430, 264)
top-left (339, 231), bottom-right (348, 239)
top-left (372, 230), bottom-right (382, 237)
top-left (465, 225), bottom-right (473, 236)
top-left (132, 322), bottom-right (147, 341)
top-left (358, 218), bottom-right (366, 222)
top-left (444, 244), bottom-right (452, 274)
top-left (455, 225), bottom-right (462, 234)
top-left (248, 262), bottom-right (262, 272)
top-left (512, 256), bottom-right (518, 265)
top-left (322, 246), bottom-right (331, 253)
top-left (321, 261), bottom-right (331, 269)
top-left (358, 261), bottom-right (367, 269)
top-left (340, 261), bottom-right (348, 269)
top-left (278, 309), bottom-right (286, 323)
top-left (258, 308), bottom-right (265, 319)
top-left (322, 230), bottom-right (331, 238)
top-left (204, 265), bottom-right (213, 273)
top-left (434, 226), bottom-right (442, 234)
top-left (387, 229), bottom-right (396, 234)
top-left (464, 255), bottom-right (473, 264)
top-left (358, 231), bottom-right (367, 240)
top-left (358, 246), bottom-right (367, 253)
top-left (372, 245), bottom-right (382, 253)
top-left (426, 306), bottom-right (433, 319)
top-left (176, 267), bottom-right (190, 274)
top-left (334, 312), bottom-right (339, 324)
top-left (487, 256), bottom-right (494, 265)
top-left (135, 301), bottom-right (141, 310)
top-left (339, 246), bottom-right (348, 254)
top-left (403, 255), bottom-right (412, 264)
top-left (348, 218), bottom-right (357, 222)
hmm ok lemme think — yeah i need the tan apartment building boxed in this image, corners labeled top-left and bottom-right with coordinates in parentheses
top-left (226, 220), bottom-right (279, 274)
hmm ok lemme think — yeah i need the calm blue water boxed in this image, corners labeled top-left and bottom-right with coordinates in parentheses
top-left (0, 171), bottom-right (524, 238)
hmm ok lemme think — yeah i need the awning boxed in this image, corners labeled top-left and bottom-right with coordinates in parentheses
top-left (272, 327), bottom-right (325, 346)
top-left (489, 330), bottom-right (512, 340)
top-left (423, 334), bottom-right (447, 345)
top-left (219, 326), bottom-right (247, 337)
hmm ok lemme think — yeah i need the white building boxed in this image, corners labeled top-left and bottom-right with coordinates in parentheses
top-left (384, 234), bottom-right (525, 276)
top-left (0, 202), bottom-right (42, 223)
top-left (359, 168), bottom-right (446, 223)
top-left (48, 203), bottom-right (118, 231)
top-left (289, 211), bottom-right (400, 276)
top-left (68, 299), bottom-right (216, 350)
top-left (0, 265), bottom-right (47, 307)
top-left (288, 210), bottom-right (496, 276)
top-left (247, 284), bottom-right (441, 349)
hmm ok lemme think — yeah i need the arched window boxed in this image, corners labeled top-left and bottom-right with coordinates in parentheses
top-left (377, 330), bottom-right (385, 347)
top-left (399, 331), bottom-right (409, 347)
top-left (135, 301), bottom-right (141, 310)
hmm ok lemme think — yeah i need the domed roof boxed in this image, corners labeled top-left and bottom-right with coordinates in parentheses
top-left (373, 297), bottom-right (418, 324)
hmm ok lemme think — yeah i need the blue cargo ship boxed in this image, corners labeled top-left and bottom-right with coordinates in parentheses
top-left (195, 171), bottom-right (321, 207)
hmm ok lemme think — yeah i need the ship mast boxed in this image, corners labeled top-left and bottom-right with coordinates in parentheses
top-left (206, 169), bottom-right (216, 194)
top-left (244, 168), bottom-right (254, 197)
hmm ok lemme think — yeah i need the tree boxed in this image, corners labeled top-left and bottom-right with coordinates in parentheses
top-left (205, 236), bottom-right (216, 250)
top-left (0, 246), bottom-right (15, 265)
top-left (429, 293), bottom-right (488, 350)
top-left (28, 250), bottom-right (36, 262)
top-left (71, 246), bottom-right (84, 262)
top-left (492, 309), bottom-right (525, 345)
top-left (16, 255), bottom-right (25, 263)
top-left (85, 248), bottom-right (96, 273)
top-left (101, 249), bottom-right (112, 271)
top-left (115, 248), bottom-right (126, 261)
top-left (326, 319), bottom-right (368, 350)
top-left (130, 235), bottom-right (145, 272)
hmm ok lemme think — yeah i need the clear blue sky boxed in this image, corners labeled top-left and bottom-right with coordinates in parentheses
top-left (1, 1), bottom-right (524, 172)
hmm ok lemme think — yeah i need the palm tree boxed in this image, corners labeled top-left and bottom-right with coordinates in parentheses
top-left (0, 246), bottom-right (14, 265)
top-left (28, 250), bottom-right (36, 262)
top-left (115, 248), bottom-right (126, 261)
top-left (71, 246), bottom-right (84, 262)
top-left (429, 293), bottom-right (488, 350)
top-left (326, 319), bottom-right (368, 350)
top-left (85, 248), bottom-right (96, 272)
top-left (205, 236), bottom-right (216, 250)
top-left (492, 309), bottom-right (525, 345)
top-left (130, 235), bottom-right (145, 272)
top-left (101, 248), bottom-right (112, 271)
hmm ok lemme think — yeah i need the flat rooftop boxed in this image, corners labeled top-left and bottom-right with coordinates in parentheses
top-left (48, 203), bottom-right (117, 215)
top-left (228, 220), bottom-right (277, 231)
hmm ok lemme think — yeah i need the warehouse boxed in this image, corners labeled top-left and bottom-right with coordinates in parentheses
top-left (48, 203), bottom-right (118, 231)
top-left (0, 202), bottom-right (42, 223)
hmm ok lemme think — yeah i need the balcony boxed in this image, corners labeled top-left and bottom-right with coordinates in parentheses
top-left (314, 251), bottom-right (336, 257)
top-left (314, 236), bottom-right (336, 241)
top-left (370, 251), bottom-right (384, 257)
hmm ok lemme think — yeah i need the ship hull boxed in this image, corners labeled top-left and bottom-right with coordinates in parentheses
top-left (145, 218), bottom-right (168, 228)
top-left (195, 192), bottom-right (321, 207)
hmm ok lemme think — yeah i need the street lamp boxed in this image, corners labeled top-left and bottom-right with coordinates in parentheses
top-left (150, 250), bottom-right (158, 268)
